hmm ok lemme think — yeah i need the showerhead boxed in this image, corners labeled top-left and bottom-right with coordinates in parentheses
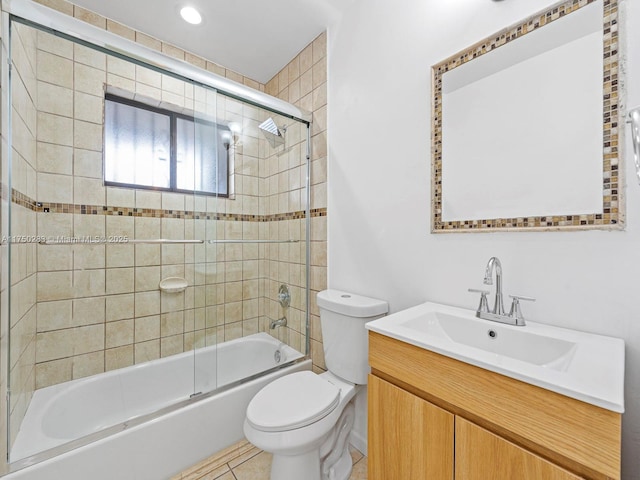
top-left (258, 117), bottom-right (286, 148)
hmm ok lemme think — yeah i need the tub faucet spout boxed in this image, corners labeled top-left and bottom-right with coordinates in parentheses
top-left (270, 317), bottom-right (287, 329)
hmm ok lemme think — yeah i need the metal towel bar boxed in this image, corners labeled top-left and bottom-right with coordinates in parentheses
top-left (1, 237), bottom-right (302, 245)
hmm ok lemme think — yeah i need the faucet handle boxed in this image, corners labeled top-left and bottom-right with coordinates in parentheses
top-left (508, 295), bottom-right (535, 325)
top-left (508, 294), bottom-right (535, 303)
top-left (468, 288), bottom-right (490, 314)
top-left (468, 288), bottom-right (490, 294)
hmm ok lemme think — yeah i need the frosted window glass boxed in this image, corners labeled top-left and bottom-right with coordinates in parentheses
top-left (104, 99), bottom-right (171, 188)
top-left (176, 118), bottom-right (229, 195)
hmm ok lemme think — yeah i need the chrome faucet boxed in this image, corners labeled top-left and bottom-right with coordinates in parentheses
top-left (468, 257), bottom-right (535, 326)
top-left (484, 256), bottom-right (505, 316)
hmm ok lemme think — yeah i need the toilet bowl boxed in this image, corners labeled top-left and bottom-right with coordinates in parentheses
top-left (243, 290), bottom-right (388, 480)
top-left (244, 371), bottom-right (356, 480)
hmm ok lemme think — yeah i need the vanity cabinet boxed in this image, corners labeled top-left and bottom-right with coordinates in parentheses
top-left (455, 417), bottom-right (582, 480)
top-left (368, 331), bottom-right (622, 480)
top-left (368, 375), bottom-right (454, 479)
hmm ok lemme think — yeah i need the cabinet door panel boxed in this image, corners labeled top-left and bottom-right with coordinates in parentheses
top-left (368, 375), bottom-right (454, 480)
top-left (455, 417), bottom-right (584, 479)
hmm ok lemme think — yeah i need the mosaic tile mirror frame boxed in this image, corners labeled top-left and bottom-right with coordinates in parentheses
top-left (431, 0), bottom-right (622, 232)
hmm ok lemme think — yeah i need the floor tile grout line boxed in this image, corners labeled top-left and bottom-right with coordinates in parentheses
top-left (226, 463), bottom-right (239, 480)
top-left (227, 459), bottom-right (240, 480)
top-left (226, 448), bottom-right (262, 470)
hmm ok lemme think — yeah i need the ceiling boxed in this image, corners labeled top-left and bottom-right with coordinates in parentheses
top-left (70, 0), bottom-right (350, 84)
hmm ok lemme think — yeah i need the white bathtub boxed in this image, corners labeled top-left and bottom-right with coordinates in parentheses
top-left (7, 332), bottom-right (310, 480)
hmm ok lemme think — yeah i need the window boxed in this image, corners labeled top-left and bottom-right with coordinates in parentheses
top-left (104, 94), bottom-right (231, 196)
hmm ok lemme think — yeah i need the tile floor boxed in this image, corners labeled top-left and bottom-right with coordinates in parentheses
top-left (174, 441), bottom-right (367, 480)
top-left (229, 446), bottom-right (367, 480)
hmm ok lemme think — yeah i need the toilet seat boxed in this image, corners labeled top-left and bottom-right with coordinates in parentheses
top-left (246, 371), bottom-right (340, 432)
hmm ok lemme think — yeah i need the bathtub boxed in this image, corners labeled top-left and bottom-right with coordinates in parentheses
top-left (7, 332), bottom-right (310, 480)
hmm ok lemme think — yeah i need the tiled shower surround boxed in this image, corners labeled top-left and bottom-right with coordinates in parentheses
top-left (8, 22), bottom-right (39, 451)
top-left (264, 33), bottom-right (329, 374)
top-left (3, 0), bottom-right (329, 456)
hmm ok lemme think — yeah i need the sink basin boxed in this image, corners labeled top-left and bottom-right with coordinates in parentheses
top-left (366, 302), bottom-right (624, 412)
top-left (401, 312), bottom-right (576, 371)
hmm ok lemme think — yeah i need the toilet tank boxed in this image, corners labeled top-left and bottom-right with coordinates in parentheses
top-left (316, 290), bottom-right (388, 385)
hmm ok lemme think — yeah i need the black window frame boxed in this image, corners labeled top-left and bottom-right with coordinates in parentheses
top-left (103, 93), bottom-right (230, 198)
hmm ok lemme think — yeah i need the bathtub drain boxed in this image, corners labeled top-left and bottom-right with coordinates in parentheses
top-left (274, 350), bottom-right (282, 363)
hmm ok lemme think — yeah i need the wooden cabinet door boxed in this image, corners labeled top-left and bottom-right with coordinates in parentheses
top-left (368, 374), bottom-right (454, 480)
top-left (455, 417), bottom-right (584, 480)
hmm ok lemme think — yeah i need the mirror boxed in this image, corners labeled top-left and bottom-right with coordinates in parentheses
top-left (431, 0), bottom-right (622, 232)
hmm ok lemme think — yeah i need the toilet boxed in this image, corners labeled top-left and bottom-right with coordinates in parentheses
top-left (243, 289), bottom-right (388, 480)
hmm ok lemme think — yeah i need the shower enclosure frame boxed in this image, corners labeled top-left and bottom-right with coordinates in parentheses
top-left (3, 0), bottom-right (312, 124)
top-left (1, 0), bottom-right (313, 471)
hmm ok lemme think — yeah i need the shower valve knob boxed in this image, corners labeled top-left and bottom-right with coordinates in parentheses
top-left (278, 284), bottom-right (291, 308)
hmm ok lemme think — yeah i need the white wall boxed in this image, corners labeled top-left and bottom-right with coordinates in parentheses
top-left (327, 0), bottom-right (640, 478)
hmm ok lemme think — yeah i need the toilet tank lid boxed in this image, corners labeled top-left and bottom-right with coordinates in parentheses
top-left (317, 290), bottom-right (388, 317)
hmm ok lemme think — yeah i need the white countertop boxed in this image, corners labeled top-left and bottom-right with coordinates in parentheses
top-left (366, 301), bottom-right (625, 413)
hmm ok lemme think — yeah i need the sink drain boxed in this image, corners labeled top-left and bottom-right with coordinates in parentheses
top-left (487, 329), bottom-right (498, 339)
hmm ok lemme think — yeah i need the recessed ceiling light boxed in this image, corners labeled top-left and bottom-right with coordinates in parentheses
top-left (180, 6), bottom-right (202, 25)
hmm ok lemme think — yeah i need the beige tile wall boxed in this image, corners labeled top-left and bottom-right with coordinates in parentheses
top-left (32, 26), bottom-right (274, 389)
top-left (265, 33), bottom-right (328, 373)
top-left (2, 5), bottom-right (326, 466)
top-left (33, 0), bottom-right (264, 93)
top-left (254, 115), bottom-right (308, 354)
top-left (28, 21), bottom-right (320, 388)
top-left (8, 23), bottom-right (39, 449)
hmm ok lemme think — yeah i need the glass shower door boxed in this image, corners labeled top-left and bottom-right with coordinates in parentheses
top-left (188, 83), bottom-right (221, 397)
top-left (3, 8), bottom-right (311, 474)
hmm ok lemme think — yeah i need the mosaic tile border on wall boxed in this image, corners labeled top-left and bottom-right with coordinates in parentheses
top-left (431, 0), bottom-right (622, 232)
top-left (10, 188), bottom-right (326, 224)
